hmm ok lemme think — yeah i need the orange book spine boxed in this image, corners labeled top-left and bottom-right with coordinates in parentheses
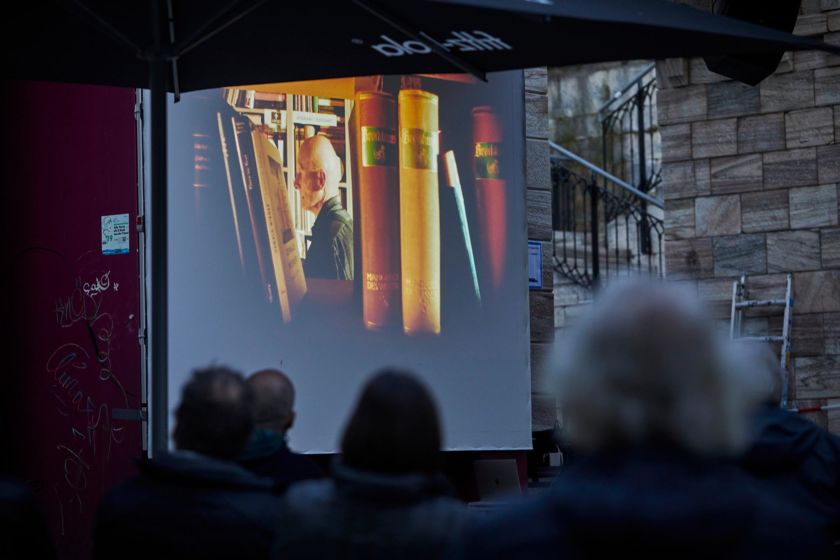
top-left (472, 106), bottom-right (507, 296)
top-left (357, 91), bottom-right (401, 330)
top-left (398, 89), bottom-right (440, 335)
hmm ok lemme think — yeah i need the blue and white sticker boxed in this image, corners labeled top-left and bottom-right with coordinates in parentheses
top-left (102, 213), bottom-right (130, 255)
top-left (528, 240), bottom-right (542, 290)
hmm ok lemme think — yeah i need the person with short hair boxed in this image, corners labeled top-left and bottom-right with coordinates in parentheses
top-left (450, 280), bottom-right (831, 559)
top-left (273, 369), bottom-right (466, 560)
top-left (238, 369), bottom-right (323, 490)
top-left (738, 343), bottom-right (840, 546)
top-left (93, 366), bottom-right (281, 560)
top-left (294, 134), bottom-right (353, 280)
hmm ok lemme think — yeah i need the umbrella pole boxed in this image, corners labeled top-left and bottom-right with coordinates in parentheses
top-left (149, 52), bottom-right (168, 457)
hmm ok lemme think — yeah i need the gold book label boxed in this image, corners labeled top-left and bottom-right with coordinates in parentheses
top-left (474, 142), bottom-right (501, 179)
top-left (362, 126), bottom-right (396, 168)
top-left (401, 128), bottom-right (438, 171)
top-left (366, 272), bottom-right (400, 292)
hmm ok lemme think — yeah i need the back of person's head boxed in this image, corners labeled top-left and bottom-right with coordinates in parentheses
top-left (553, 279), bottom-right (759, 456)
top-left (173, 366), bottom-right (254, 460)
top-left (248, 369), bottom-right (296, 434)
top-left (341, 370), bottom-right (442, 475)
top-left (733, 342), bottom-right (786, 407)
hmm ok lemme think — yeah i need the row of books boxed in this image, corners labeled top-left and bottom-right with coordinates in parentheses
top-left (217, 109), bottom-right (307, 323)
top-left (224, 89), bottom-right (286, 110)
top-left (356, 89), bottom-right (507, 335)
top-left (216, 86), bottom-right (508, 334)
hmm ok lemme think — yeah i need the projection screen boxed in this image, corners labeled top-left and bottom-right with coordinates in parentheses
top-left (151, 71), bottom-right (531, 452)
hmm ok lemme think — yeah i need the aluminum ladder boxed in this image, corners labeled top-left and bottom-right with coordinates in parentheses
top-left (729, 274), bottom-right (793, 408)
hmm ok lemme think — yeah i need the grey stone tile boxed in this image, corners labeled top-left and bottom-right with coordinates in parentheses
top-left (665, 198), bottom-right (695, 240)
top-left (741, 190), bottom-right (790, 233)
top-left (665, 238), bottom-right (714, 279)
top-left (821, 228), bottom-right (840, 268)
top-left (713, 234), bottom-right (767, 276)
top-left (767, 230), bottom-right (822, 272)
top-left (760, 71), bottom-right (815, 113)
top-left (795, 356), bottom-right (840, 399)
top-left (710, 154), bottom-right (763, 194)
top-left (661, 123), bottom-right (692, 163)
top-left (707, 80), bottom-right (760, 118)
top-left (662, 159), bottom-right (712, 200)
top-left (657, 85), bottom-right (707, 125)
top-left (790, 184), bottom-right (839, 229)
top-left (794, 270), bottom-right (840, 313)
top-left (695, 195), bottom-right (741, 237)
top-left (693, 119), bottom-right (737, 159)
top-left (738, 113), bottom-right (785, 154)
top-left (786, 107), bottom-right (835, 148)
top-left (818, 144), bottom-right (840, 183)
top-left (764, 148), bottom-right (818, 189)
top-left (816, 67), bottom-right (840, 106)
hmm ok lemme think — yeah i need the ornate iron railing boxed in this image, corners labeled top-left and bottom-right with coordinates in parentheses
top-left (551, 63), bottom-right (663, 289)
top-left (599, 63), bottom-right (661, 200)
top-left (551, 143), bottom-right (664, 289)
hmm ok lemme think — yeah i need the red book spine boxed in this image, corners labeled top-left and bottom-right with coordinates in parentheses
top-left (357, 91), bottom-right (401, 330)
top-left (472, 106), bottom-right (507, 296)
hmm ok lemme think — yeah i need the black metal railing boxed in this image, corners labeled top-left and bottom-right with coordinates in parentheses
top-left (551, 143), bottom-right (664, 289)
top-left (599, 63), bottom-right (661, 201)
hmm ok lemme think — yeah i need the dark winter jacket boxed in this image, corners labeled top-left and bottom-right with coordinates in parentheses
top-left (0, 476), bottom-right (56, 560)
top-left (94, 451), bottom-right (281, 560)
top-left (450, 448), bottom-right (831, 559)
top-left (238, 429), bottom-right (324, 492)
top-left (273, 463), bottom-right (468, 559)
top-left (741, 404), bottom-right (840, 543)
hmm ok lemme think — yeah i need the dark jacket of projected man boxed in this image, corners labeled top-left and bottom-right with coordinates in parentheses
top-left (304, 195), bottom-right (353, 280)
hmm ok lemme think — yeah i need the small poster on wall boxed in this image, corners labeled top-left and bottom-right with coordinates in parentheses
top-left (528, 240), bottom-right (542, 289)
top-left (102, 213), bottom-right (130, 255)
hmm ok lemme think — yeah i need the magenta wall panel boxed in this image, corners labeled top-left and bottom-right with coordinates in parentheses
top-left (2, 82), bottom-right (143, 560)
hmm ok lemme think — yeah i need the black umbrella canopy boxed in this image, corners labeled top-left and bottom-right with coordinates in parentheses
top-left (5, 0), bottom-right (840, 92)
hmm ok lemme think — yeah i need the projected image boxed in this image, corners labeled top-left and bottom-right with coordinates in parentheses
top-left (166, 72), bottom-right (529, 452)
top-left (214, 75), bottom-right (514, 335)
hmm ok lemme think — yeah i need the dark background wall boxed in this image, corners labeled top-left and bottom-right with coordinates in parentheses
top-left (2, 82), bottom-right (144, 560)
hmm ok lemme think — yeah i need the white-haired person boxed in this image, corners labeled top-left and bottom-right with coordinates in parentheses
top-left (451, 280), bottom-right (831, 559)
top-left (738, 343), bottom-right (840, 548)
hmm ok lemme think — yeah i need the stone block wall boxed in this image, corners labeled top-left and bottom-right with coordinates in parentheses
top-left (525, 68), bottom-right (557, 431)
top-left (659, 3), bottom-right (840, 430)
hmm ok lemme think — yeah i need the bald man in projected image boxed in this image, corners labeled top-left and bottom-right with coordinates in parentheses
top-left (294, 134), bottom-right (354, 280)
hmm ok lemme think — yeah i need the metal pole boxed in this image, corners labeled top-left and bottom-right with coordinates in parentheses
top-left (590, 178), bottom-right (600, 287)
top-left (636, 87), bottom-right (651, 255)
top-left (150, 0), bottom-right (169, 457)
top-left (549, 142), bottom-right (663, 209)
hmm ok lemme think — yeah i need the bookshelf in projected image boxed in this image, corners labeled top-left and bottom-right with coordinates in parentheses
top-left (224, 87), bottom-right (352, 264)
top-left (219, 110), bottom-right (307, 322)
top-left (218, 74), bottom-right (497, 333)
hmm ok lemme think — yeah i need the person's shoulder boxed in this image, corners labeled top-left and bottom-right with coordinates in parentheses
top-left (329, 210), bottom-right (353, 238)
top-left (449, 498), bottom-right (559, 560)
top-left (747, 484), bottom-right (834, 557)
top-left (284, 478), bottom-right (336, 508)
